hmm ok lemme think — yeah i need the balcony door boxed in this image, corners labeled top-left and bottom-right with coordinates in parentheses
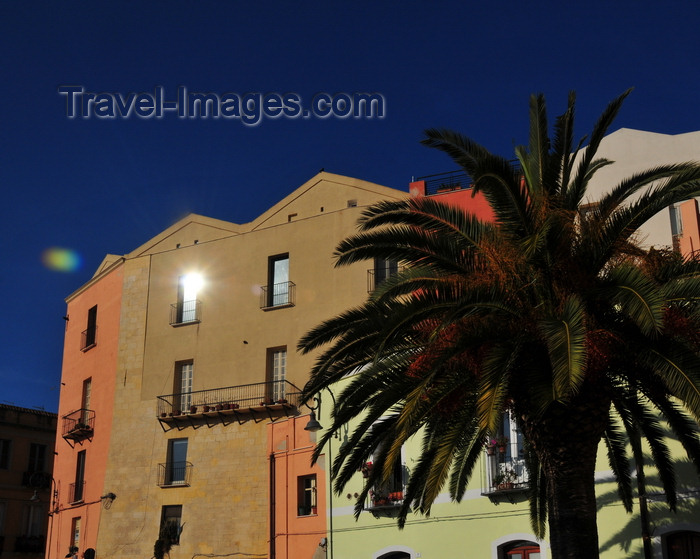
top-left (167, 439), bottom-right (188, 485)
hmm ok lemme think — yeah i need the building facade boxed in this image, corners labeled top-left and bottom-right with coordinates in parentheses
top-left (0, 404), bottom-right (57, 559)
top-left (51, 255), bottom-right (123, 559)
top-left (51, 172), bottom-right (407, 559)
top-left (582, 128), bottom-right (700, 258)
top-left (313, 132), bottom-right (700, 559)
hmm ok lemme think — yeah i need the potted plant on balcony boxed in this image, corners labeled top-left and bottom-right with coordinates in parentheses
top-left (496, 435), bottom-right (509, 453)
top-left (493, 468), bottom-right (517, 490)
top-left (369, 489), bottom-right (388, 507)
top-left (388, 491), bottom-right (404, 503)
top-left (189, 405), bottom-right (197, 414)
top-left (360, 461), bottom-right (373, 478)
top-left (486, 439), bottom-right (497, 455)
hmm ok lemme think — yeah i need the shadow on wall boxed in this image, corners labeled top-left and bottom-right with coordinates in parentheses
top-left (598, 456), bottom-right (700, 556)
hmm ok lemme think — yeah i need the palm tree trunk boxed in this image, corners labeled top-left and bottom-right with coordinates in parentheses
top-left (520, 386), bottom-right (610, 559)
top-left (544, 440), bottom-right (600, 558)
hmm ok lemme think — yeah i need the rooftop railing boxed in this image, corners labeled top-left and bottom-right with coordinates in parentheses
top-left (415, 170), bottom-right (473, 196)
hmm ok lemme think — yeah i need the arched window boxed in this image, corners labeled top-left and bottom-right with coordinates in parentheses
top-left (500, 540), bottom-right (541, 559)
top-left (665, 530), bottom-right (700, 559)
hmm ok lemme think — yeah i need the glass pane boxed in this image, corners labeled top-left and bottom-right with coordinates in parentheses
top-left (272, 258), bottom-right (289, 305)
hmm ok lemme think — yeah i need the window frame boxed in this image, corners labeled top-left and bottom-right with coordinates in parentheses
top-left (174, 361), bottom-right (194, 413)
top-left (72, 451), bottom-right (86, 503)
top-left (160, 505), bottom-right (183, 546)
top-left (267, 253), bottom-right (291, 307)
top-left (297, 474), bottom-right (317, 516)
top-left (165, 439), bottom-right (189, 486)
top-left (81, 305), bottom-right (97, 351)
top-left (0, 439), bottom-right (10, 470)
top-left (266, 347), bottom-right (287, 402)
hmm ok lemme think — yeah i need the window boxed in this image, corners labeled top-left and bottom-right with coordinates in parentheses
top-left (70, 517), bottom-right (81, 550)
top-left (160, 505), bottom-right (182, 545)
top-left (485, 411), bottom-right (528, 492)
top-left (297, 474), bottom-right (317, 516)
top-left (72, 451), bottom-right (86, 503)
top-left (174, 361), bottom-right (193, 412)
top-left (81, 378), bottom-right (92, 424)
top-left (267, 254), bottom-right (290, 307)
top-left (665, 531), bottom-right (700, 559)
top-left (81, 305), bottom-right (97, 350)
top-left (500, 541), bottom-right (541, 559)
top-left (670, 204), bottom-right (684, 236)
top-left (369, 258), bottom-right (398, 292)
top-left (367, 432), bottom-right (404, 508)
top-left (27, 444), bottom-right (46, 473)
top-left (0, 439), bottom-right (10, 469)
top-left (21, 504), bottom-right (43, 537)
top-left (174, 274), bottom-right (202, 324)
top-left (267, 347), bottom-right (287, 402)
top-left (166, 439), bottom-right (188, 486)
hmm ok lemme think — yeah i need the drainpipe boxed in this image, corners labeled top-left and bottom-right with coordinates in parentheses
top-left (269, 452), bottom-right (276, 559)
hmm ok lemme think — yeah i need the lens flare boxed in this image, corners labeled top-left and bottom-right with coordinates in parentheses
top-left (42, 247), bottom-right (82, 272)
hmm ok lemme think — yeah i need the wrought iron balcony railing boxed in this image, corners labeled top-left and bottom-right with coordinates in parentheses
top-left (157, 380), bottom-right (302, 419)
top-left (260, 281), bottom-right (296, 309)
top-left (482, 441), bottom-right (529, 495)
top-left (22, 470), bottom-right (52, 489)
top-left (157, 461), bottom-right (193, 487)
top-left (367, 266), bottom-right (402, 293)
top-left (170, 300), bottom-right (202, 325)
top-left (62, 409), bottom-right (95, 442)
top-left (69, 480), bottom-right (85, 503)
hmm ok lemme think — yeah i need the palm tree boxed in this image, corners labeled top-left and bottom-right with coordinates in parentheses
top-left (299, 91), bottom-right (700, 559)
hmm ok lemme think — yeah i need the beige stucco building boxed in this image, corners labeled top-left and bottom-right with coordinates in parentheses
top-left (52, 172), bottom-right (407, 559)
top-left (584, 128), bottom-right (700, 257)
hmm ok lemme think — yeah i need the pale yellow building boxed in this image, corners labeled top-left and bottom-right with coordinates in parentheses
top-left (77, 172), bottom-right (408, 558)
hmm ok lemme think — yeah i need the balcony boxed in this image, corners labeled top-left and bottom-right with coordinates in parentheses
top-left (367, 489), bottom-right (404, 511)
top-left (157, 380), bottom-right (302, 428)
top-left (170, 300), bottom-right (202, 325)
top-left (22, 470), bottom-right (52, 489)
top-left (69, 480), bottom-right (85, 504)
top-left (62, 409), bottom-right (95, 446)
top-left (260, 281), bottom-right (296, 309)
top-left (157, 461), bottom-right (193, 487)
top-left (482, 441), bottom-right (529, 497)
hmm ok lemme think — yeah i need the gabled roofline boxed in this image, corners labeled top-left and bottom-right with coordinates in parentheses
top-left (126, 213), bottom-right (242, 258)
top-left (248, 171), bottom-right (407, 231)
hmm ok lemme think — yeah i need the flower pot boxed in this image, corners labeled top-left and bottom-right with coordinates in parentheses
top-left (190, 406), bottom-right (197, 414)
top-left (487, 446), bottom-right (495, 455)
top-left (498, 445), bottom-right (506, 454)
top-left (203, 405), bottom-right (211, 412)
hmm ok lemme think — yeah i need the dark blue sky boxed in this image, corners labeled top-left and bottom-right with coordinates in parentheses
top-left (2, 1), bottom-right (699, 412)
